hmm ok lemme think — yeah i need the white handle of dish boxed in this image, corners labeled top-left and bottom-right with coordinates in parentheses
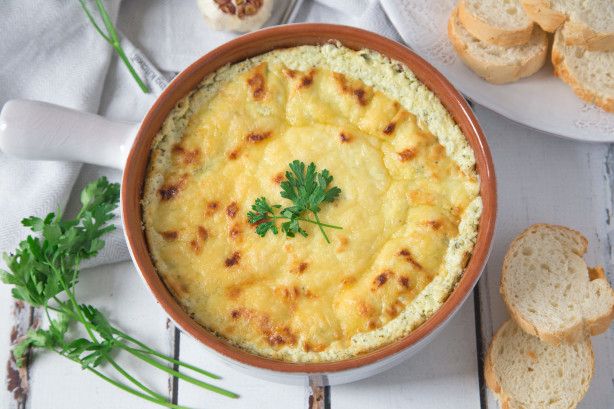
top-left (0, 100), bottom-right (139, 170)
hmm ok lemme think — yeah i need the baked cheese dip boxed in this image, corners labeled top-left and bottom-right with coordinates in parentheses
top-left (143, 43), bottom-right (482, 362)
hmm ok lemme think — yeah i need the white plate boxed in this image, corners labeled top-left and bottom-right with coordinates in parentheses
top-left (380, 0), bottom-right (614, 143)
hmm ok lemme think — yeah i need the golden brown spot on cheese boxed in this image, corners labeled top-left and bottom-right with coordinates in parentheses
top-left (230, 309), bottom-right (241, 319)
top-left (226, 202), bottom-right (239, 218)
top-left (385, 300), bottom-right (405, 318)
top-left (273, 172), bottom-right (284, 184)
top-left (276, 286), bottom-right (301, 305)
top-left (383, 122), bottom-right (396, 135)
top-left (333, 72), bottom-right (372, 106)
top-left (367, 319), bottom-right (378, 330)
top-left (339, 132), bottom-right (352, 143)
top-left (341, 276), bottom-right (356, 288)
top-left (158, 176), bottom-right (187, 201)
top-left (353, 89), bottom-right (368, 106)
top-left (373, 270), bottom-right (393, 290)
top-left (303, 342), bottom-right (326, 353)
top-left (197, 226), bottom-right (208, 241)
top-left (190, 239), bottom-right (202, 254)
top-left (304, 289), bottom-right (317, 299)
top-left (283, 68), bottom-right (297, 79)
top-left (246, 131), bottom-right (271, 143)
top-left (299, 69), bottom-right (315, 88)
top-left (228, 147), bottom-right (241, 160)
top-left (384, 110), bottom-right (409, 136)
top-left (160, 230), bottom-right (178, 241)
top-left (172, 144), bottom-right (201, 165)
top-left (398, 249), bottom-right (423, 270)
top-left (229, 223), bottom-right (242, 240)
top-left (426, 220), bottom-right (442, 230)
top-left (358, 301), bottom-right (375, 317)
top-left (247, 65), bottom-right (266, 100)
top-left (267, 327), bottom-right (297, 347)
top-left (336, 235), bottom-right (349, 253)
top-left (227, 286), bottom-right (242, 300)
top-left (399, 276), bottom-right (410, 289)
top-left (284, 68), bottom-right (316, 89)
top-left (291, 261), bottom-right (309, 275)
top-left (224, 251), bottom-right (241, 267)
top-left (206, 201), bottom-right (219, 216)
top-left (398, 148), bottom-right (416, 161)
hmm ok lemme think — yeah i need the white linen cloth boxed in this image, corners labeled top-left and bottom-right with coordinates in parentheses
top-left (0, 0), bottom-right (128, 267)
top-left (0, 0), bottom-right (401, 267)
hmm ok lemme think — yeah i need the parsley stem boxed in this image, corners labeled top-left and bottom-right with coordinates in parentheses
top-left (79, 0), bottom-right (150, 93)
top-left (269, 215), bottom-right (342, 230)
top-left (117, 344), bottom-right (239, 399)
top-left (61, 352), bottom-right (191, 409)
top-left (311, 211), bottom-right (330, 243)
top-left (112, 329), bottom-right (221, 380)
top-left (46, 304), bottom-right (228, 394)
top-left (53, 266), bottom-right (167, 402)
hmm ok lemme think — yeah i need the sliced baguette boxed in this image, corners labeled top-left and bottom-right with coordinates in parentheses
top-left (520, 0), bottom-right (614, 50)
top-left (552, 30), bottom-right (614, 113)
top-left (501, 224), bottom-right (614, 345)
top-left (448, 7), bottom-right (548, 84)
top-left (485, 320), bottom-right (594, 409)
top-left (458, 0), bottom-right (534, 46)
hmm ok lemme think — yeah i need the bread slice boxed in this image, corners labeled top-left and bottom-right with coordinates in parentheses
top-left (458, 0), bottom-right (535, 46)
top-left (485, 320), bottom-right (594, 409)
top-left (448, 7), bottom-right (548, 84)
top-left (552, 30), bottom-right (614, 113)
top-left (501, 224), bottom-right (614, 345)
top-left (520, 0), bottom-right (614, 51)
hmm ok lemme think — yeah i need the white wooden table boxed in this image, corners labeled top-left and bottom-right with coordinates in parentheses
top-left (2, 7), bottom-right (614, 409)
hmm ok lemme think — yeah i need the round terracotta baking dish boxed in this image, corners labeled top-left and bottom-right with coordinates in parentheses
top-left (0, 24), bottom-right (496, 385)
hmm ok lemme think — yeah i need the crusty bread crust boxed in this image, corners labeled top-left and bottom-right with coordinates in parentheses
top-left (485, 320), bottom-right (594, 409)
top-left (552, 35), bottom-right (614, 113)
top-left (521, 0), bottom-right (614, 50)
top-left (458, 0), bottom-right (534, 46)
top-left (500, 224), bottom-right (614, 346)
top-left (562, 21), bottom-right (614, 51)
top-left (520, 0), bottom-right (566, 32)
top-left (484, 328), bottom-right (512, 409)
top-left (448, 8), bottom-right (547, 84)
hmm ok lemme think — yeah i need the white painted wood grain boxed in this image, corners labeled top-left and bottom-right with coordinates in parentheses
top-left (331, 296), bottom-right (481, 409)
top-left (0, 286), bottom-right (17, 407)
top-left (175, 332), bottom-right (307, 409)
top-left (473, 105), bottom-right (614, 409)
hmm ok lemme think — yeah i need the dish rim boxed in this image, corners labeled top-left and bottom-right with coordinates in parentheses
top-left (121, 23), bottom-right (497, 373)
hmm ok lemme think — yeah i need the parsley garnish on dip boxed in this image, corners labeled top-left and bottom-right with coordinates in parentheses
top-left (247, 160), bottom-right (342, 243)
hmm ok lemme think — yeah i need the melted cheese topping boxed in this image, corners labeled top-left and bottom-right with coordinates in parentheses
top-left (143, 45), bottom-right (482, 362)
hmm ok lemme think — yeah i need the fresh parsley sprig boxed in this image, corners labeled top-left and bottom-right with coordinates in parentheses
top-left (247, 160), bottom-right (342, 243)
top-left (78, 0), bottom-right (150, 93)
top-left (1, 177), bottom-right (237, 408)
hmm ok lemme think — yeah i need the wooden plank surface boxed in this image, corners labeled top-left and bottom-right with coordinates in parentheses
top-left (331, 296), bottom-right (481, 409)
top-left (472, 105), bottom-right (614, 409)
top-left (2, 95), bottom-right (614, 409)
top-left (1, 5), bottom-right (614, 407)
